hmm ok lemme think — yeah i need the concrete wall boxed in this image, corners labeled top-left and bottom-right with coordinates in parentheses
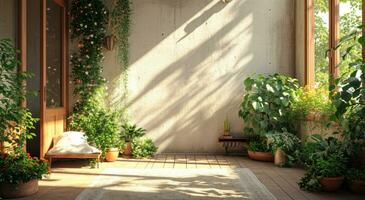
top-left (100, 0), bottom-right (296, 153)
top-left (295, 0), bottom-right (305, 85)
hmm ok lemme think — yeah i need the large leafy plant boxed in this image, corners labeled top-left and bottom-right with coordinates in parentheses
top-left (330, 26), bottom-right (365, 148)
top-left (239, 74), bottom-right (299, 136)
top-left (0, 39), bottom-right (48, 184)
top-left (0, 39), bottom-right (36, 147)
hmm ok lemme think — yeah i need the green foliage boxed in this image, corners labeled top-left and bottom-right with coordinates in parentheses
top-left (299, 135), bottom-right (347, 191)
top-left (111, 0), bottom-right (132, 71)
top-left (314, 0), bottom-right (362, 87)
top-left (298, 173), bottom-right (323, 192)
top-left (70, 0), bottom-right (108, 105)
top-left (291, 86), bottom-right (335, 122)
top-left (121, 123), bottom-right (146, 142)
top-left (0, 39), bottom-right (48, 184)
top-left (239, 74), bottom-right (300, 136)
top-left (0, 39), bottom-right (37, 147)
top-left (69, 0), bottom-right (124, 154)
top-left (247, 135), bottom-right (272, 153)
top-left (342, 105), bottom-right (365, 142)
top-left (266, 131), bottom-right (301, 166)
top-left (223, 117), bottom-right (230, 132)
top-left (346, 168), bottom-right (365, 182)
top-left (68, 104), bottom-right (122, 153)
top-left (0, 152), bottom-right (49, 184)
top-left (131, 138), bottom-right (158, 158)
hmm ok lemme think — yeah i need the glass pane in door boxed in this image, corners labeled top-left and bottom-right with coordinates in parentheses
top-left (46, 0), bottom-right (62, 108)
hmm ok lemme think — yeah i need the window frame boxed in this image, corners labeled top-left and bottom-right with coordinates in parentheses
top-left (304, 0), bottom-right (365, 86)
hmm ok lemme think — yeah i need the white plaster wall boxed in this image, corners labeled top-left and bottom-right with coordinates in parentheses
top-left (102, 0), bottom-right (296, 153)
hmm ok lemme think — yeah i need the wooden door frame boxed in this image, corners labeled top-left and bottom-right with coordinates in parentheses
top-left (38, 0), bottom-right (68, 158)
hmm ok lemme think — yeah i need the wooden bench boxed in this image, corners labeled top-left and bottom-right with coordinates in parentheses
top-left (218, 135), bottom-right (249, 155)
top-left (45, 153), bottom-right (101, 168)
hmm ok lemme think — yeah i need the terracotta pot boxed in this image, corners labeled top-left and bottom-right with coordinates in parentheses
top-left (0, 179), bottom-right (38, 199)
top-left (319, 176), bottom-right (344, 192)
top-left (348, 180), bottom-right (365, 194)
top-left (105, 148), bottom-right (119, 162)
top-left (104, 35), bottom-right (115, 50)
top-left (274, 148), bottom-right (287, 167)
top-left (123, 142), bottom-right (132, 157)
top-left (248, 150), bottom-right (274, 162)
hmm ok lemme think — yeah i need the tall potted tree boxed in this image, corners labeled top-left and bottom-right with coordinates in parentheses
top-left (239, 74), bottom-right (299, 162)
top-left (0, 39), bottom-right (49, 198)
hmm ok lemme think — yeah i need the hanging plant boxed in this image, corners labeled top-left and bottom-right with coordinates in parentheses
top-left (111, 0), bottom-right (132, 71)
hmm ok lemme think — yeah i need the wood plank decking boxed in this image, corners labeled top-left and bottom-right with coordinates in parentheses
top-left (26, 154), bottom-right (364, 200)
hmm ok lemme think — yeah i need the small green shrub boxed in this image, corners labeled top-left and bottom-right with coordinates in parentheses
top-left (132, 138), bottom-right (157, 158)
top-left (0, 152), bottom-right (49, 184)
top-left (298, 135), bottom-right (347, 191)
top-left (121, 123), bottom-right (146, 142)
top-left (346, 168), bottom-right (365, 182)
top-left (291, 86), bottom-right (335, 121)
top-left (68, 106), bottom-right (122, 154)
top-left (266, 131), bottom-right (301, 166)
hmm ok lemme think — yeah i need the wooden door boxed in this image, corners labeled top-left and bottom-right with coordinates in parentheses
top-left (40, 0), bottom-right (67, 158)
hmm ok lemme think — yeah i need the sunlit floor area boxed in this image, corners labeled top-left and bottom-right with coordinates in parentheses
top-left (15, 154), bottom-right (364, 200)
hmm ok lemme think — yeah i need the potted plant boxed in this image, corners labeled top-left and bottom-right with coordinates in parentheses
top-left (299, 135), bottom-right (347, 192)
top-left (346, 168), bottom-right (365, 193)
top-left (121, 123), bottom-right (146, 157)
top-left (104, 131), bottom-right (125, 162)
top-left (69, 106), bottom-right (121, 162)
top-left (330, 26), bottom-right (365, 167)
top-left (246, 136), bottom-right (274, 162)
top-left (266, 131), bottom-right (301, 167)
top-left (0, 39), bottom-right (49, 198)
top-left (131, 138), bottom-right (158, 158)
top-left (239, 74), bottom-right (299, 162)
top-left (223, 117), bottom-right (231, 137)
top-left (100, 112), bottom-right (122, 162)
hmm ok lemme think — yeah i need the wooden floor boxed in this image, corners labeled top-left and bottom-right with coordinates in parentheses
top-left (109, 154), bottom-right (363, 200)
top-left (35, 154), bottom-right (364, 200)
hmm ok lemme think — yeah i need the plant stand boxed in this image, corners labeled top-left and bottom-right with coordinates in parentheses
top-left (218, 135), bottom-right (249, 155)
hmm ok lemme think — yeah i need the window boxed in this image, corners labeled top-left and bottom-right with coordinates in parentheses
top-left (306, 0), bottom-right (364, 87)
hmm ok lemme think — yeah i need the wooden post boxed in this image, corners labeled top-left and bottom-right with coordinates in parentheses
top-left (329, 0), bottom-right (340, 81)
top-left (305, 0), bottom-right (315, 86)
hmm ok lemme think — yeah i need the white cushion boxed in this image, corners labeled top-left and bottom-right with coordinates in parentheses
top-left (46, 131), bottom-right (101, 155)
top-left (54, 131), bottom-right (88, 147)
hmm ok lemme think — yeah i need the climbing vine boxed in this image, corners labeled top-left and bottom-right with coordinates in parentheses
top-left (70, 0), bottom-right (108, 111)
top-left (109, 0), bottom-right (132, 120)
top-left (69, 0), bottom-right (124, 153)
